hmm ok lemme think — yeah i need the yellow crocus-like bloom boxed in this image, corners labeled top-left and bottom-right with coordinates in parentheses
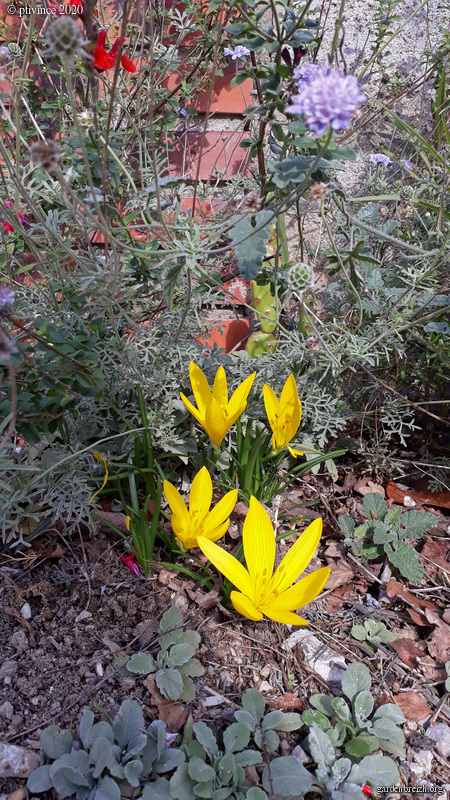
top-left (197, 497), bottom-right (329, 625)
top-left (89, 451), bottom-right (108, 504)
top-left (164, 466), bottom-right (238, 550)
top-left (263, 374), bottom-right (304, 457)
top-left (180, 362), bottom-right (256, 448)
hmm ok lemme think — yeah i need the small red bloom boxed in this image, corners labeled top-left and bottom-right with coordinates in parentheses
top-left (120, 552), bottom-right (141, 576)
top-left (121, 54), bottom-right (136, 73)
top-left (362, 786), bottom-right (375, 798)
top-left (2, 202), bottom-right (26, 233)
top-left (93, 45), bottom-right (116, 70)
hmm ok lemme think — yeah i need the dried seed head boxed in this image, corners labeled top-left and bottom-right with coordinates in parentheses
top-left (30, 139), bottom-right (63, 172)
top-left (243, 192), bottom-right (263, 213)
top-left (45, 16), bottom-right (84, 60)
top-left (77, 109), bottom-right (94, 130)
top-left (309, 182), bottom-right (329, 201)
top-left (287, 262), bottom-right (314, 295)
top-left (8, 42), bottom-right (21, 57)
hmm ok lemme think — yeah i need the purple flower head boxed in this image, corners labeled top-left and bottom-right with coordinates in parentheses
top-left (0, 286), bottom-right (15, 309)
top-left (400, 159), bottom-right (413, 170)
top-left (177, 107), bottom-right (188, 117)
top-left (224, 45), bottom-right (251, 60)
top-left (286, 68), bottom-right (367, 137)
top-left (367, 153), bottom-right (392, 165)
top-left (0, 46), bottom-right (9, 59)
top-left (293, 62), bottom-right (328, 85)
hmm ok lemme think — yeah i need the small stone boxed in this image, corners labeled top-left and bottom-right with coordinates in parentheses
top-left (259, 665), bottom-right (271, 679)
top-left (258, 681), bottom-right (273, 693)
top-left (0, 661), bottom-right (17, 680)
top-left (20, 603), bottom-right (31, 620)
top-left (426, 723), bottom-right (450, 759)
top-left (10, 630), bottom-right (28, 655)
top-left (95, 663), bottom-right (104, 677)
top-left (292, 745), bottom-right (310, 765)
top-left (75, 610), bottom-right (92, 623)
top-left (8, 787), bottom-right (27, 800)
top-left (0, 702), bottom-right (13, 720)
top-left (413, 749), bottom-right (433, 771)
top-left (0, 742), bottom-right (40, 778)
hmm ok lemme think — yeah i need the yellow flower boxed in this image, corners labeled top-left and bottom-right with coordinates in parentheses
top-left (89, 451), bottom-right (108, 504)
top-left (180, 361), bottom-right (256, 448)
top-left (164, 466), bottom-right (238, 550)
top-left (263, 374), bottom-right (304, 457)
top-left (197, 497), bottom-right (329, 625)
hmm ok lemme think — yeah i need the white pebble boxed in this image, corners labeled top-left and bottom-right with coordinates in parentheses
top-left (20, 603), bottom-right (31, 620)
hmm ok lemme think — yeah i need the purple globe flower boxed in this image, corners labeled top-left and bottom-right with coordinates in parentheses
top-left (367, 153), bottom-right (392, 164)
top-left (286, 69), bottom-right (367, 137)
top-left (400, 159), bottom-right (413, 170)
top-left (0, 286), bottom-right (15, 309)
top-left (293, 62), bottom-right (328, 84)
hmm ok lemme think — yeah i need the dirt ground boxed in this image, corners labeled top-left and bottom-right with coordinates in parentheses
top-left (1, 473), bottom-right (450, 796)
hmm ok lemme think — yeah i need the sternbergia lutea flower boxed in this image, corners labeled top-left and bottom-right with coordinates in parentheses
top-left (164, 467), bottom-right (238, 550)
top-left (263, 374), bottom-right (304, 457)
top-left (286, 67), bottom-right (367, 137)
top-left (197, 497), bottom-right (330, 624)
top-left (180, 362), bottom-right (256, 448)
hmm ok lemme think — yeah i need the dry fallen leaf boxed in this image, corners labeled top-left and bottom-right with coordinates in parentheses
top-left (157, 699), bottom-right (188, 732)
top-left (392, 691), bottom-right (432, 722)
top-left (324, 561), bottom-right (355, 590)
top-left (420, 537), bottom-right (450, 579)
top-left (386, 481), bottom-right (450, 510)
top-left (354, 477), bottom-right (385, 497)
top-left (391, 637), bottom-right (426, 668)
top-left (272, 693), bottom-right (304, 711)
top-left (386, 578), bottom-right (436, 612)
top-left (425, 611), bottom-right (450, 663)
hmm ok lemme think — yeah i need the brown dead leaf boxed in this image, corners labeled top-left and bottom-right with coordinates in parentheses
top-left (186, 588), bottom-right (220, 610)
top-left (392, 691), bottom-right (432, 722)
top-left (233, 502), bottom-right (249, 520)
top-left (443, 609), bottom-right (450, 625)
top-left (354, 477), bottom-right (385, 497)
top-left (416, 655), bottom-right (447, 682)
top-left (143, 674), bottom-right (165, 705)
top-left (391, 637), bottom-right (426, 668)
top-left (34, 543), bottom-right (65, 559)
top-left (157, 700), bottom-right (188, 732)
top-left (407, 607), bottom-right (429, 626)
top-left (421, 537), bottom-right (450, 579)
top-left (324, 542), bottom-right (347, 561)
top-left (386, 578), bottom-right (436, 612)
top-left (325, 561), bottom-right (355, 590)
top-left (386, 481), bottom-right (450, 510)
top-left (272, 693), bottom-right (304, 711)
top-left (323, 583), bottom-right (359, 612)
top-left (425, 611), bottom-right (450, 663)
top-left (95, 511), bottom-right (129, 533)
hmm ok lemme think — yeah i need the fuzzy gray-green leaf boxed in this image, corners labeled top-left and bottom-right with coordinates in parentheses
top-left (141, 778), bottom-right (172, 800)
top-left (242, 689), bottom-right (265, 723)
top-left (223, 722), bottom-right (251, 754)
top-left (400, 510), bottom-right (436, 539)
top-left (230, 210), bottom-right (273, 281)
top-left (27, 765), bottom-right (53, 794)
top-left (165, 642), bottom-right (196, 668)
top-left (41, 726), bottom-right (73, 759)
top-left (193, 721), bottom-right (218, 756)
top-left (159, 607), bottom-right (183, 633)
top-left (112, 699), bottom-right (144, 749)
top-left (94, 776), bottom-right (120, 800)
top-left (127, 652), bottom-right (155, 674)
top-left (124, 759), bottom-right (143, 787)
top-left (262, 756), bottom-right (313, 796)
top-left (307, 723), bottom-right (335, 767)
top-left (363, 493), bottom-right (387, 520)
top-left (354, 690), bottom-right (374, 720)
top-left (348, 754), bottom-right (399, 786)
top-left (187, 757), bottom-right (216, 783)
top-left (156, 667), bottom-right (184, 700)
top-left (384, 540), bottom-right (424, 582)
top-left (341, 663), bottom-right (371, 702)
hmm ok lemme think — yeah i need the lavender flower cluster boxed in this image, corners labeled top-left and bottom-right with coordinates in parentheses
top-left (0, 286), bottom-right (14, 309)
top-left (224, 45), bottom-right (251, 60)
top-left (286, 63), bottom-right (367, 137)
top-left (367, 153), bottom-right (413, 170)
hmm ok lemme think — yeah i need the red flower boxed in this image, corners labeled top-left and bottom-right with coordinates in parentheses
top-left (2, 202), bottom-right (26, 233)
top-left (362, 786), bottom-right (375, 798)
top-left (93, 31), bottom-right (136, 73)
top-left (120, 54), bottom-right (136, 73)
top-left (120, 552), bottom-right (141, 576)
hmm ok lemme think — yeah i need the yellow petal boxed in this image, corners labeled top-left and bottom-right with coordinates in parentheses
top-left (190, 362), bottom-right (212, 414)
top-left (231, 591), bottom-right (263, 621)
top-left (212, 365), bottom-right (228, 407)
top-left (197, 536), bottom-right (254, 597)
top-left (164, 480), bottom-right (190, 532)
top-left (265, 567), bottom-right (330, 612)
top-left (125, 515), bottom-right (131, 531)
top-left (207, 519), bottom-right (230, 543)
top-left (279, 375), bottom-right (301, 444)
top-left (89, 452), bottom-right (108, 504)
top-left (189, 467), bottom-right (212, 519)
top-left (201, 489), bottom-right (238, 538)
top-left (227, 372), bottom-right (256, 420)
top-left (287, 446), bottom-right (304, 458)
top-left (204, 396), bottom-right (227, 447)
top-left (260, 606), bottom-right (309, 625)
top-left (180, 392), bottom-right (205, 426)
top-left (267, 517), bottom-right (323, 597)
top-left (243, 497), bottom-right (275, 598)
top-left (263, 383), bottom-right (280, 435)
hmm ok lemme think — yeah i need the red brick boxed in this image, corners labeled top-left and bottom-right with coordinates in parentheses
top-left (169, 130), bottom-right (250, 180)
top-left (164, 61), bottom-right (253, 114)
top-left (197, 314), bottom-right (250, 352)
top-left (216, 277), bottom-right (252, 307)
